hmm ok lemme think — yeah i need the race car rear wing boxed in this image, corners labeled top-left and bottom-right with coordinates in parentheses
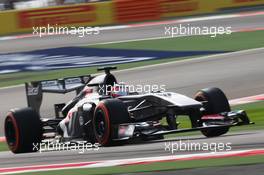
top-left (25, 75), bottom-right (91, 114)
top-left (25, 66), bottom-right (118, 115)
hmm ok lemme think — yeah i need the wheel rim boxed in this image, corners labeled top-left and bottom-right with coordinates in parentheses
top-left (95, 110), bottom-right (107, 139)
top-left (5, 116), bottom-right (18, 150)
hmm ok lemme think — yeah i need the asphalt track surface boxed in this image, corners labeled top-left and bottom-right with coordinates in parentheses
top-left (0, 11), bottom-right (263, 170)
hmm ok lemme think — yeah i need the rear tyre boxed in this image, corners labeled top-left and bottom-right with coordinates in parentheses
top-left (93, 99), bottom-right (131, 146)
top-left (4, 108), bottom-right (42, 153)
top-left (195, 87), bottom-right (230, 137)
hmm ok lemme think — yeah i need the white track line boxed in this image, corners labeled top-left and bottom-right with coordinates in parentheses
top-left (86, 27), bottom-right (264, 46)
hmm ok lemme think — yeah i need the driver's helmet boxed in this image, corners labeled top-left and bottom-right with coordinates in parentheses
top-left (110, 83), bottom-right (129, 97)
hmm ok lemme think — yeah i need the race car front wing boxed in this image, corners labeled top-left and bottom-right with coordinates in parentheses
top-left (113, 110), bottom-right (254, 140)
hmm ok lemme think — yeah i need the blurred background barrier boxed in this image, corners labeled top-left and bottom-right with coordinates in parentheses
top-left (112, 0), bottom-right (264, 23)
top-left (113, 0), bottom-right (161, 23)
top-left (0, 0), bottom-right (264, 36)
top-left (0, 1), bottom-right (114, 35)
top-left (159, 0), bottom-right (217, 18)
top-left (0, 10), bottom-right (17, 35)
top-left (216, 0), bottom-right (264, 9)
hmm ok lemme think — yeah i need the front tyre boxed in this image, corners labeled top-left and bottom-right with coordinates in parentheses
top-left (4, 108), bottom-right (42, 153)
top-left (195, 87), bottom-right (230, 137)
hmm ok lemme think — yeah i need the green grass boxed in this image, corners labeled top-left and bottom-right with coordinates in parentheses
top-left (0, 30), bottom-right (263, 87)
top-left (18, 155), bottom-right (264, 175)
top-left (0, 142), bottom-right (8, 152)
top-left (230, 101), bottom-right (264, 132)
top-left (90, 30), bottom-right (264, 51)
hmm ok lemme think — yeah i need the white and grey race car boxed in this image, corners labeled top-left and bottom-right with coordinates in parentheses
top-left (4, 66), bottom-right (253, 153)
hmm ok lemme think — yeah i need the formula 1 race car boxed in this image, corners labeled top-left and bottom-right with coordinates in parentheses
top-left (4, 66), bottom-right (253, 153)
